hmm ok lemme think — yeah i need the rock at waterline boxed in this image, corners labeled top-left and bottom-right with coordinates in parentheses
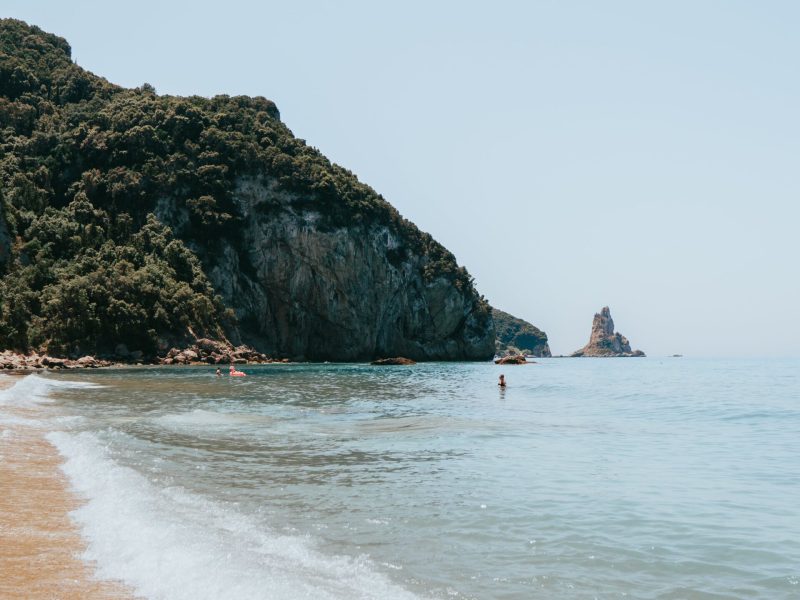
top-left (0, 351), bottom-right (109, 370)
top-left (370, 357), bottom-right (417, 366)
top-left (494, 354), bottom-right (530, 365)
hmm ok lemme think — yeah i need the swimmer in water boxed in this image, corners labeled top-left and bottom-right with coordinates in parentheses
top-left (498, 374), bottom-right (506, 388)
top-left (229, 363), bottom-right (247, 377)
top-left (215, 368), bottom-right (222, 377)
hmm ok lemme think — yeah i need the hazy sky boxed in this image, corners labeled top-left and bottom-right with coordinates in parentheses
top-left (5, 1), bottom-right (799, 356)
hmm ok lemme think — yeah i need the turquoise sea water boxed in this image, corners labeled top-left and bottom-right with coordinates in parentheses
top-left (14, 358), bottom-right (800, 599)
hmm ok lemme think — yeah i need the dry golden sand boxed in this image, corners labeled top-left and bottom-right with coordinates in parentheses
top-left (0, 375), bottom-right (134, 599)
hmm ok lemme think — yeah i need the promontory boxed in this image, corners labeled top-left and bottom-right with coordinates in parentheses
top-left (493, 309), bottom-right (551, 357)
top-left (0, 19), bottom-right (496, 362)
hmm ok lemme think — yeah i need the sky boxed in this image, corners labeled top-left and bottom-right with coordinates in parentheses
top-left (4, 1), bottom-right (799, 356)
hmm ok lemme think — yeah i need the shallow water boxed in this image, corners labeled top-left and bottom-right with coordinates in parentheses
top-left (13, 358), bottom-right (800, 599)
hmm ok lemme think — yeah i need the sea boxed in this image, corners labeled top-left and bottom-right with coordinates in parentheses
top-left (2, 358), bottom-right (799, 599)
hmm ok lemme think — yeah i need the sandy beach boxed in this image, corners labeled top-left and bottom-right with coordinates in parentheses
top-left (0, 375), bottom-right (132, 599)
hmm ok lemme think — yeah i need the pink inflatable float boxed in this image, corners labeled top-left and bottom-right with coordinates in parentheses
top-left (229, 365), bottom-right (247, 377)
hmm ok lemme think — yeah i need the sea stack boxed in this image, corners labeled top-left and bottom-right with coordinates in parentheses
top-left (571, 307), bottom-right (645, 357)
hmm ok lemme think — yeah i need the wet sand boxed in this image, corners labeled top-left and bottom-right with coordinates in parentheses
top-left (0, 375), bottom-right (133, 599)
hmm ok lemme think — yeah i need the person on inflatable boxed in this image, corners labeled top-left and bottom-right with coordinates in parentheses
top-left (229, 363), bottom-right (247, 377)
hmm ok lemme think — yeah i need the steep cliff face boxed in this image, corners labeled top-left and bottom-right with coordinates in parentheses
top-left (493, 308), bottom-right (551, 357)
top-left (0, 19), bottom-right (494, 361)
top-left (172, 177), bottom-right (494, 361)
top-left (571, 307), bottom-right (645, 357)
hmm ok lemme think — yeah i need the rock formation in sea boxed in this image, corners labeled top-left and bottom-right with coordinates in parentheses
top-left (0, 19), bottom-right (495, 362)
top-left (493, 309), bottom-right (551, 357)
top-left (571, 307), bottom-right (645, 357)
top-left (494, 354), bottom-right (529, 365)
top-left (370, 357), bottom-right (416, 366)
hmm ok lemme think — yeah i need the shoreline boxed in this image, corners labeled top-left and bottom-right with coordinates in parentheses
top-left (0, 375), bottom-right (133, 599)
top-left (0, 338), bottom-right (283, 372)
top-left (0, 355), bottom-right (501, 372)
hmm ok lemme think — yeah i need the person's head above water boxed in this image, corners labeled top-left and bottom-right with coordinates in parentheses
top-left (498, 374), bottom-right (506, 387)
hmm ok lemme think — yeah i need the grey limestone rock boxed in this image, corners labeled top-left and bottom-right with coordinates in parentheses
top-left (571, 307), bottom-right (645, 357)
top-left (171, 177), bottom-right (495, 362)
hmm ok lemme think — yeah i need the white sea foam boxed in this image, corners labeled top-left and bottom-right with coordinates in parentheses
top-left (0, 375), bottom-right (56, 426)
top-left (0, 374), bottom-right (56, 406)
top-left (0, 374), bottom-right (102, 405)
top-left (48, 429), bottom-right (423, 600)
top-left (0, 375), bottom-right (100, 427)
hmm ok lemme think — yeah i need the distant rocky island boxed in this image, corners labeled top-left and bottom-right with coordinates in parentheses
top-left (571, 307), bottom-right (645, 357)
top-left (494, 309), bottom-right (551, 357)
top-left (0, 19), bottom-right (496, 363)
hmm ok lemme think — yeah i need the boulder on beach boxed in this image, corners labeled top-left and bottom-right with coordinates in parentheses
top-left (162, 339), bottom-right (273, 365)
top-left (0, 351), bottom-right (109, 370)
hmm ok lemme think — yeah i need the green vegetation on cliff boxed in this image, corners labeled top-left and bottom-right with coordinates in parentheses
top-left (0, 19), bottom-right (488, 358)
top-left (493, 309), bottom-right (551, 357)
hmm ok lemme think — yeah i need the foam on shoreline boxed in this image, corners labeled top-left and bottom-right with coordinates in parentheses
top-left (48, 427), bottom-right (422, 600)
top-left (0, 375), bottom-right (131, 599)
top-left (2, 374), bottom-right (422, 600)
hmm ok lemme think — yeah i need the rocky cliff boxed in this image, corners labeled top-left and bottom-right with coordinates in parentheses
top-left (0, 19), bottom-right (494, 361)
top-left (493, 309), bottom-right (551, 357)
top-left (175, 177), bottom-right (494, 361)
top-left (571, 307), bottom-right (645, 357)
